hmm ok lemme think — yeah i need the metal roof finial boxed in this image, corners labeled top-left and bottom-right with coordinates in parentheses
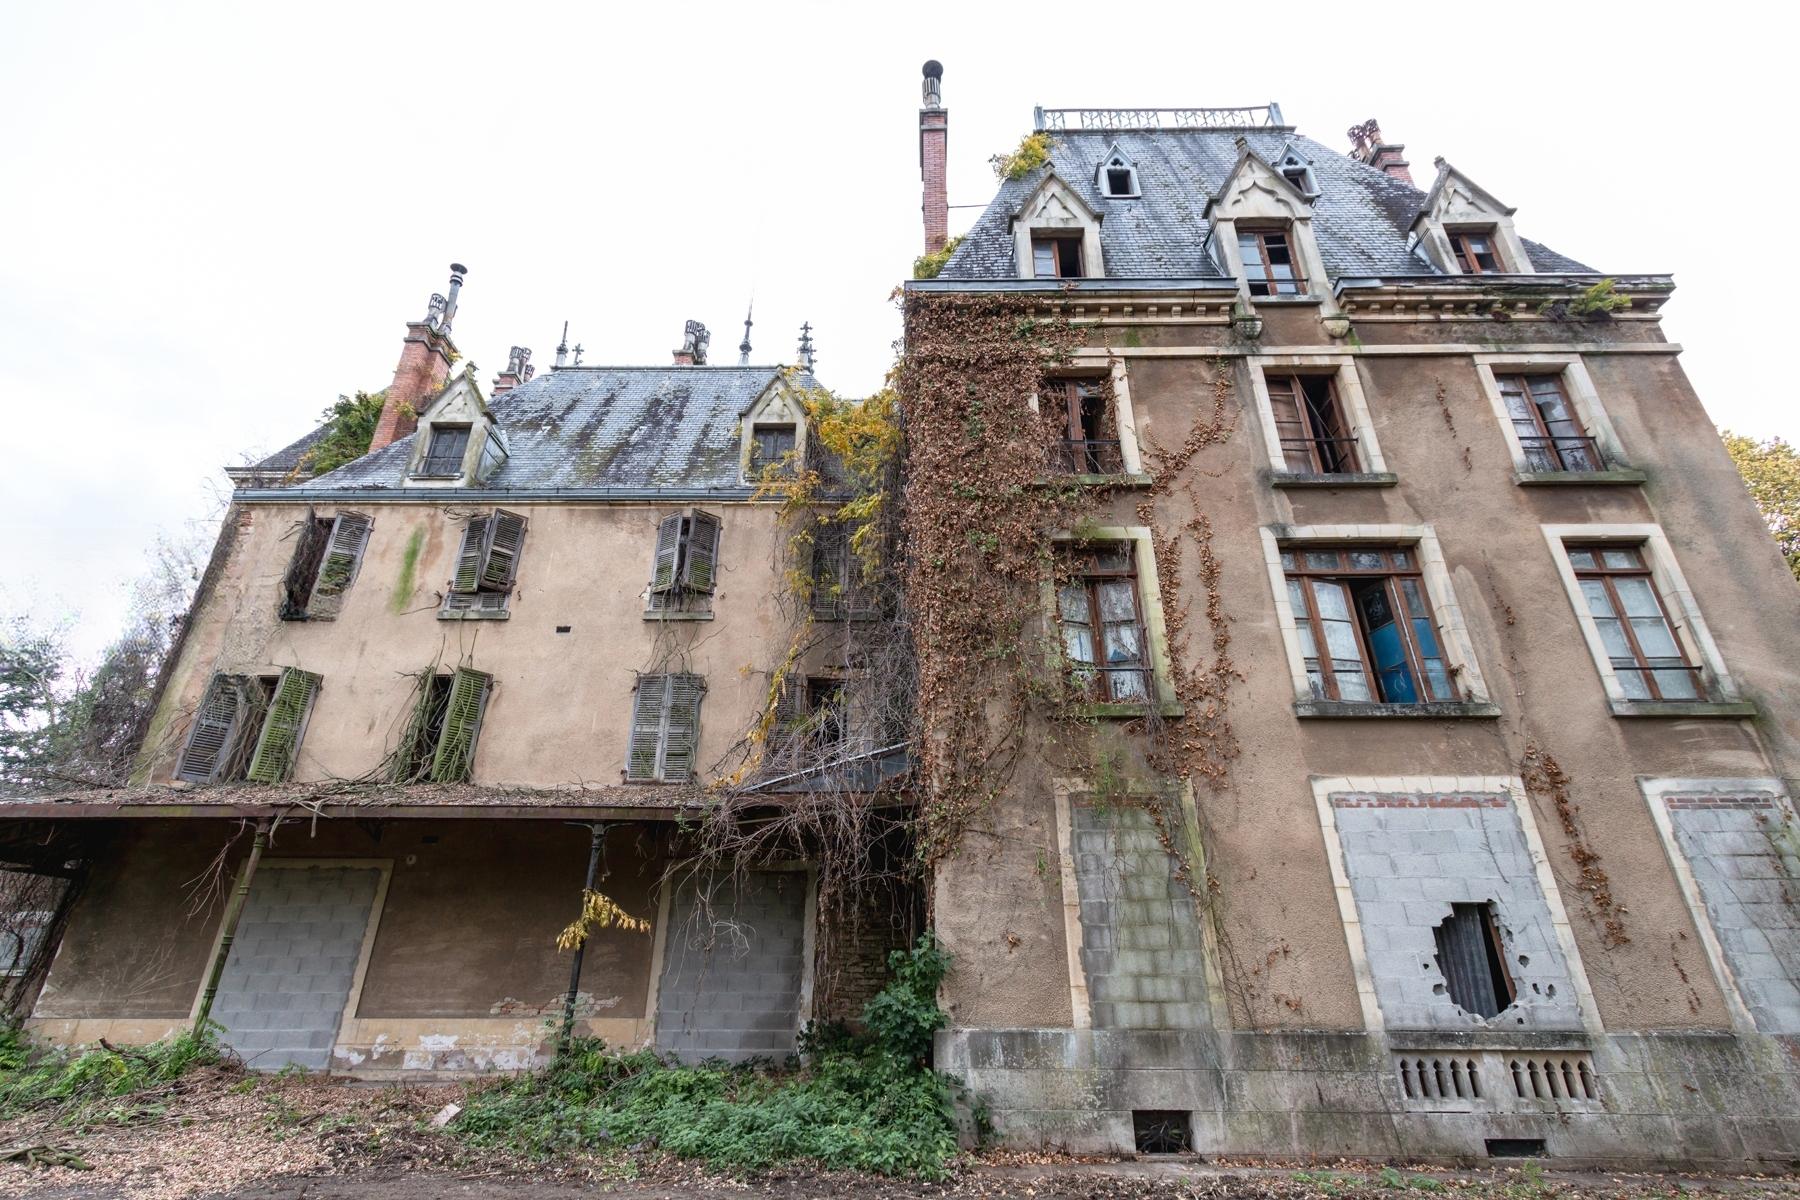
top-left (738, 302), bottom-right (754, 366)
top-left (797, 322), bottom-right (815, 371)
top-left (554, 321), bottom-right (570, 369)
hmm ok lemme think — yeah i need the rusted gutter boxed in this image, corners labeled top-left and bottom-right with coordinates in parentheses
top-left (193, 818), bottom-right (270, 1033)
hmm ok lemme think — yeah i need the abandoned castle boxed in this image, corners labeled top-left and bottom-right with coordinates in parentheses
top-left (2, 62), bottom-right (1797, 1168)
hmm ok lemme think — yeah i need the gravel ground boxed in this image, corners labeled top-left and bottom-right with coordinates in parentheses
top-left (4, 1072), bottom-right (1797, 1200)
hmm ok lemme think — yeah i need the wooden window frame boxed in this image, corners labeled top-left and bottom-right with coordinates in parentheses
top-left (1238, 226), bottom-right (1306, 296)
top-left (416, 423), bottom-right (472, 477)
top-left (1283, 546), bottom-right (1457, 704)
top-left (1265, 374), bottom-right (1360, 474)
top-left (1042, 377), bottom-right (1122, 475)
top-left (1567, 544), bottom-right (1704, 701)
top-left (1494, 373), bottom-right (1601, 472)
top-left (1056, 543), bottom-right (1152, 704)
top-left (1448, 228), bottom-right (1504, 275)
top-left (750, 424), bottom-right (799, 477)
top-left (1030, 232), bottom-right (1085, 279)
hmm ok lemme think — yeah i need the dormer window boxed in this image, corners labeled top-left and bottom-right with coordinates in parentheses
top-left (1275, 147), bottom-right (1320, 198)
top-left (1032, 233), bottom-right (1085, 279)
top-left (750, 423), bottom-right (798, 476)
top-left (1449, 228), bottom-right (1505, 274)
top-left (1239, 227), bottom-right (1305, 296)
top-left (1098, 148), bottom-right (1140, 199)
top-left (416, 424), bottom-right (470, 477)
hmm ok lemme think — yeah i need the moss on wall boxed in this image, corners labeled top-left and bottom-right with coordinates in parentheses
top-left (392, 526), bottom-right (425, 614)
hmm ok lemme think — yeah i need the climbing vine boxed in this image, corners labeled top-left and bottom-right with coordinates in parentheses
top-left (1522, 741), bottom-right (1630, 948)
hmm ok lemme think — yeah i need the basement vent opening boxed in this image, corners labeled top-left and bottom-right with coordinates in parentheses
top-left (1397, 1055), bottom-right (1481, 1102)
top-left (1510, 1053), bottom-right (1598, 1103)
top-left (1485, 1138), bottom-right (1547, 1158)
top-left (555, 625), bottom-right (572, 633)
top-left (1132, 1110), bottom-right (1192, 1155)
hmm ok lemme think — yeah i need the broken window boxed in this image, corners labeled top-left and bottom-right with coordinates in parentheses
top-left (1266, 374), bottom-right (1359, 474)
top-left (177, 670), bottom-right (319, 785)
top-left (1031, 233), bottom-right (1084, 279)
top-left (646, 509), bottom-right (722, 615)
top-left (1497, 374), bottom-right (1600, 472)
top-left (1433, 901), bottom-right (1517, 1019)
top-left (416, 423), bottom-right (472, 477)
top-left (1282, 546), bottom-right (1455, 704)
top-left (1057, 545), bottom-right (1151, 704)
top-left (279, 509), bottom-right (372, 621)
top-left (750, 424), bottom-right (798, 477)
top-left (390, 673), bottom-right (452, 782)
top-left (441, 510), bottom-right (526, 618)
top-left (1449, 229), bottom-right (1504, 274)
top-left (771, 675), bottom-right (847, 762)
top-left (1568, 544), bottom-right (1702, 701)
top-left (1044, 378), bottom-right (1122, 475)
top-left (809, 520), bottom-right (877, 621)
top-left (1238, 227), bottom-right (1305, 296)
top-left (626, 673), bottom-right (705, 783)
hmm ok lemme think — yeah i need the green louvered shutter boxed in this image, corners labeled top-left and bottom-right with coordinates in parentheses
top-left (450, 515), bottom-right (490, 593)
top-left (481, 510), bottom-right (527, 590)
top-left (176, 674), bottom-right (250, 783)
top-left (429, 668), bottom-right (491, 783)
top-left (246, 668), bottom-right (321, 784)
top-left (770, 672), bottom-right (807, 754)
top-left (306, 512), bottom-right (372, 619)
top-left (811, 523), bottom-right (845, 620)
top-left (648, 514), bottom-right (683, 594)
top-left (680, 510), bottom-right (722, 593)
top-left (660, 673), bottom-right (705, 782)
top-left (626, 675), bottom-right (667, 781)
top-left (279, 511), bottom-right (328, 620)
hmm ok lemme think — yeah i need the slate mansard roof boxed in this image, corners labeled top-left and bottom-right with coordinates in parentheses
top-left (304, 365), bottom-right (816, 493)
top-left (939, 127), bottom-right (1590, 282)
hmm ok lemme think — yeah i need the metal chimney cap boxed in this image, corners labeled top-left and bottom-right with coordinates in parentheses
top-left (922, 60), bottom-right (943, 80)
top-left (450, 262), bottom-right (468, 278)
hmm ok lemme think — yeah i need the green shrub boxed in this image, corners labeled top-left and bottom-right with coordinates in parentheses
top-left (913, 235), bottom-right (965, 280)
top-left (861, 933), bottom-right (950, 1064)
top-left (0, 1024), bottom-right (222, 1128)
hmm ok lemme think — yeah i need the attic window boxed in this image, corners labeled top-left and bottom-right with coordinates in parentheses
top-left (417, 424), bottom-right (471, 477)
top-left (1031, 233), bottom-right (1084, 279)
top-left (751, 424), bottom-right (798, 476)
top-left (1276, 149), bottom-right (1319, 198)
top-left (1449, 229), bottom-right (1505, 274)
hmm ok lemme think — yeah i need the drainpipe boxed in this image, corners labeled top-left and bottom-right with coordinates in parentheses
top-left (194, 818), bottom-right (271, 1033)
top-left (559, 822), bottom-right (607, 1052)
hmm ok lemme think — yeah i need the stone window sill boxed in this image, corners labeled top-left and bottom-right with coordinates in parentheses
top-left (410, 471), bottom-right (464, 482)
top-left (1516, 468), bottom-right (1647, 487)
top-left (1251, 295), bottom-right (1324, 306)
top-left (1269, 471), bottom-right (1398, 489)
top-left (1084, 700), bottom-right (1186, 720)
top-left (1609, 699), bottom-right (1756, 719)
top-left (1294, 700), bottom-right (1501, 719)
top-left (643, 610), bottom-right (714, 622)
top-left (438, 609), bottom-right (509, 621)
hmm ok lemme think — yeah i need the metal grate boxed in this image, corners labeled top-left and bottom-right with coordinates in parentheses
top-left (1510, 1053), bottom-right (1599, 1105)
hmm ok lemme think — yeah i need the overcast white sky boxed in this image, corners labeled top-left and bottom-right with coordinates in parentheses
top-left (2, 0), bottom-right (1792, 661)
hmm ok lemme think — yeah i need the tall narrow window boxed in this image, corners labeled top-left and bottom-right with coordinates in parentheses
top-left (1448, 229), bottom-right (1504, 274)
top-left (1239, 228), bottom-right (1304, 296)
top-left (750, 424), bottom-right (798, 476)
top-left (442, 510), bottom-right (527, 617)
top-left (626, 673), bottom-right (706, 783)
top-left (1433, 902), bottom-right (1516, 1019)
top-left (810, 521), bottom-right (876, 621)
top-left (417, 424), bottom-right (471, 476)
top-left (772, 676), bottom-right (846, 759)
top-left (1031, 233), bottom-right (1084, 279)
top-left (280, 510), bottom-right (373, 620)
top-left (1567, 545), bottom-right (1701, 701)
top-left (1496, 375), bottom-right (1600, 472)
top-left (1266, 375), bottom-right (1359, 473)
top-left (428, 668), bottom-right (492, 783)
top-left (391, 673), bottom-right (454, 782)
top-left (245, 667), bottom-right (322, 784)
top-left (1043, 378), bottom-right (1121, 474)
top-left (1283, 547), bottom-right (1455, 704)
top-left (1056, 545), bottom-right (1150, 703)
top-left (647, 509), bottom-right (723, 614)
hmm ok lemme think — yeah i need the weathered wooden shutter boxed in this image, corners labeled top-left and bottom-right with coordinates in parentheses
top-left (306, 512), bottom-right (372, 619)
top-left (769, 672), bottom-right (808, 753)
top-left (279, 510), bottom-right (328, 620)
top-left (429, 668), bottom-right (491, 783)
top-left (810, 524), bottom-right (844, 620)
top-left (660, 673), bottom-right (705, 781)
top-left (450, 515), bottom-right (491, 593)
top-left (680, 510), bottom-right (722, 593)
top-left (625, 674), bottom-right (668, 781)
top-left (648, 513), bottom-right (683, 594)
top-left (175, 674), bottom-right (250, 783)
top-left (246, 668), bottom-right (322, 784)
top-left (481, 510), bottom-right (527, 591)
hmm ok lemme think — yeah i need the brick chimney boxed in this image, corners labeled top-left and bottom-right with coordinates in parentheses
top-left (369, 263), bottom-right (464, 452)
top-left (919, 60), bottom-right (948, 253)
top-left (492, 345), bottom-right (534, 395)
top-left (672, 320), bottom-right (710, 366)
top-left (1347, 119), bottom-right (1414, 186)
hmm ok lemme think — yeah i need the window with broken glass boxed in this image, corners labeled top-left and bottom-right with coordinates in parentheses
top-left (415, 424), bottom-right (471, 477)
top-left (1266, 374), bottom-right (1359, 474)
top-left (1497, 374), bottom-right (1601, 472)
top-left (1283, 547), bottom-right (1455, 704)
top-left (1057, 545), bottom-right (1151, 704)
top-left (1030, 233), bottom-right (1084, 279)
top-left (1238, 227), bottom-right (1305, 296)
top-left (1448, 229), bottom-right (1504, 274)
top-left (1043, 378), bottom-right (1123, 475)
top-left (646, 509), bottom-right (722, 615)
top-left (1567, 544), bottom-right (1703, 701)
top-left (1433, 901), bottom-right (1517, 1019)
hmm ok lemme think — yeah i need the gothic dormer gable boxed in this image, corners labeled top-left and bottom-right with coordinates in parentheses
top-left (1011, 171), bottom-right (1106, 279)
top-left (740, 374), bottom-right (809, 482)
top-left (1203, 146), bottom-right (1313, 222)
top-left (1012, 171), bottom-right (1102, 229)
top-left (1420, 159), bottom-right (1516, 226)
top-left (407, 367), bottom-right (509, 486)
top-left (1411, 158), bottom-right (1533, 276)
top-left (1274, 141), bottom-right (1320, 198)
top-left (1095, 144), bottom-right (1141, 198)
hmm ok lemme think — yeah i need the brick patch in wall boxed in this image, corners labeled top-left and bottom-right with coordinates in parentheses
top-left (1332, 792), bottom-right (1510, 809)
top-left (1664, 795), bottom-right (1780, 810)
